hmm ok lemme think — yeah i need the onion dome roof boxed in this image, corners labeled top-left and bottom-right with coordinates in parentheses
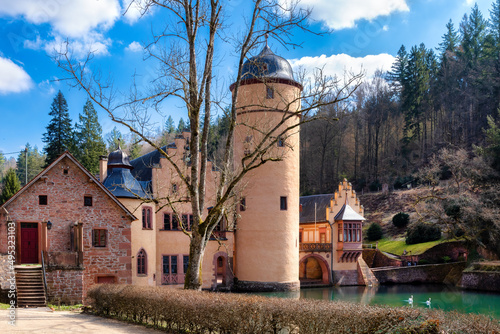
top-left (107, 145), bottom-right (132, 169)
top-left (241, 44), bottom-right (296, 82)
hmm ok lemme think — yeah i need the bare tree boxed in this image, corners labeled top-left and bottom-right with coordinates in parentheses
top-left (55, 0), bottom-right (362, 290)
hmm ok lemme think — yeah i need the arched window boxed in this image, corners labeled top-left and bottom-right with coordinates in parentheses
top-left (137, 249), bottom-right (147, 275)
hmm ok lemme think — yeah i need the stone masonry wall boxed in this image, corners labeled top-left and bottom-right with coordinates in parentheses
top-left (459, 271), bottom-right (500, 292)
top-left (372, 262), bottom-right (467, 284)
top-left (46, 269), bottom-right (83, 304)
top-left (0, 155), bottom-right (133, 304)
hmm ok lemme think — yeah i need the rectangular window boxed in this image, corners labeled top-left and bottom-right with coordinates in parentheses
top-left (183, 255), bottom-right (189, 274)
top-left (320, 233), bottom-right (326, 243)
top-left (172, 215), bottom-right (178, 230)
top-left (280, 196), bottom-right (287, 211)
top-left (163, 256), bottom-right (170, 274)
top-left (84, 196), bottom-right (92, 207)
top-left (171, 256), bottom-right (178, 274)
top-left (189, 215), bottom-right (193, 231)
top-left (142, 207), bottom-right (152, 229)
top-left (299, 231), bottom-right (303, 243)
top-left (240, 197), bottom-right (246, 212)
top-left (182, 214), bottom-right (188, 230)
top-left (163, 213), bottom-right (171, 230)
top-left (39, 195), bottom-right (47, 205)
top-left (171, 183), bottom-right (178, 194)
top-left (92, 229), bottom-right (107, 247)
top-left (266, 86), bottom-right (274, 99)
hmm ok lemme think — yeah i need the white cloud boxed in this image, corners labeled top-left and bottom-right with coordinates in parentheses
top-left (126, 41), bottom-right (143, 53)
top-left (25, 32), bottom-right (112, 58)
top-left (0, 57), bottom-right (33, 94)
top-left (0, 0), bottom-right (121, 38)
top-left (289, 53), bottom-right (395, 82)
top-left (122, 0), bottom-right (150, 24)
top-left (296, 0), bottom-right (409, 30)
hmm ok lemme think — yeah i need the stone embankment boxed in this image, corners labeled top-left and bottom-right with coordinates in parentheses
top-left (371, 262), bottom-right (467, 285)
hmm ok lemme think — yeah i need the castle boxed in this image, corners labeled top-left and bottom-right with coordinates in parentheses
top-left (0, 44), bottom-right (368, 305)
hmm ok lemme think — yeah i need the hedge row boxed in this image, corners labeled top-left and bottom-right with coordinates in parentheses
top-left (87, 284), bottom-right (499, 334)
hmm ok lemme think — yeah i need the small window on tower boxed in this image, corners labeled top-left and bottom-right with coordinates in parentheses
top-left (280, 196), bottom-right (287, 211)
top-left (277, 136), bottom-right (284, 147)
top-left (240, 197), bottom-right (246, 212)
top-left (266, 86), bottom-right (274, 99)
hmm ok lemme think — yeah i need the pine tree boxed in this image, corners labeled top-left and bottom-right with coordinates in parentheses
top-left (1, 168), bottom-right (21, 204)
top-left (128, 134), bottom-right (142, 160)
top-left (75, 99), bottom-right (107, 174)
top-left (106, 127), bottom-right (123, 152)
top-left (165, 116), bottom-right (176, 134)
top-left (16, 144), bottom-right (46, 186)
top-left (177, 118), bottom-right (186, 133)
top-left (43, 91), bottom-right (74, 165)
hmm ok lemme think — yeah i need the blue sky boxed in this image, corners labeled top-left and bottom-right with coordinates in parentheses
top-left (0, 0), bottom-right (494, 159)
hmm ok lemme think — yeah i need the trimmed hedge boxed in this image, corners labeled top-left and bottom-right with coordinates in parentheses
top-left (392, 212), bottom-right (410, 228)
top-left (86, 284), bottom-right (500, 333)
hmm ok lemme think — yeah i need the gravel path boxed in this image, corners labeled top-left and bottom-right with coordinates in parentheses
top-left (0, 308), bottom-right (163, 333)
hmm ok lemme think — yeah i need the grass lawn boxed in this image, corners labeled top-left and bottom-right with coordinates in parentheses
top-left (0, 303), bottom-right (12, 309)
top-left (374, 238), bottom-right (447, 256)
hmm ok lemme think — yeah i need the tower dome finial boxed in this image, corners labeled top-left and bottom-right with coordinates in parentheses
top-left (265, 32), bottom-right (269, 47)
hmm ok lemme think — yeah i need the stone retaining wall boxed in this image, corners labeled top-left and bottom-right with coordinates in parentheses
top-left (371, 262), bottom-right (467, 284)
top-left (459, 271), bottom-right (500, 292)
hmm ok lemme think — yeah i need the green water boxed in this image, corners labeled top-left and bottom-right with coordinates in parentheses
top-left (255, 285), bottom-right (500, 319)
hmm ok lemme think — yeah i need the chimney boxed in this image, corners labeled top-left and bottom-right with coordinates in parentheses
top-left (99, 155), bottom-right (108, 183)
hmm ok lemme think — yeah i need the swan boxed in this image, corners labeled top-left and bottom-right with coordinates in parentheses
top-left (426, 298), bottom-right (431, 306)
top-left (408, 295), bottom-right (413, 304)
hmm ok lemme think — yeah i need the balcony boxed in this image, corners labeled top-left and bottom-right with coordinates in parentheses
top-left (299, 243), bottom-right (332, 252)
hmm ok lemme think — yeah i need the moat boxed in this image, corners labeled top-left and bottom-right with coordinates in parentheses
top-left (255, 284), bottom-right (500, 319)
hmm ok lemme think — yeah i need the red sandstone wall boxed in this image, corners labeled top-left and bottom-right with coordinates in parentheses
top-left (1, 156), bottom-right (132, 303)
top-left (46, 269), bottom-right (83, 304)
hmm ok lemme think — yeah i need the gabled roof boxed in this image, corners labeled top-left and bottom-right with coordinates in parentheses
top-left (334, 203), bottom-right (365, 221)
top-left (299, 194), bottom-right (333, 223)
top-left (0, 151), bottom-right (137, 221)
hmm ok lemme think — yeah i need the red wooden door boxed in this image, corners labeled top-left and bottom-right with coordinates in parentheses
top-left (21, 223), bottom-right (39, 264)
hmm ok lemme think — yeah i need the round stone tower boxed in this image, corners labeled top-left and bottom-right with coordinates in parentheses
top-left (231, 43), bottom-right (302, 291)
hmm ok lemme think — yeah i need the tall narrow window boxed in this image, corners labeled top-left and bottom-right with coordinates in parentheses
top-left (240, 197), bottom-right (246, 212)
top-left (39, 195), bottom-right (48, 205)
top-left (163, 213), bottom-right (171, 230)
top-left (182, 214), bottom-right (189, 230)
top-left (183, 255), bottom-right (189, 274)
top-left (137, 249), bottom-right (147, 275)
top-left (266, 86), bottom-right (274, 99)
top-left (280, 196), bottom-right (287, 211)
top-left (163, 256), bottom-right (170, 274)
top-left (172, 215), bottom-right (178, 230)
top-left (142, 207), bottom-right (152, 229)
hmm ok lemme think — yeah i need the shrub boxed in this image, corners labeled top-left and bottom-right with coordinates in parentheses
top-left (406, 223), bottom-right (441, 245)
top-left (392, 212), bottom-right (410, 228)
top-left (86, 284), bottom-right (500, 334)
top-left (441, 256), bottom-right (451, 263)
top-left (418, 259), bottom-right (430, 265)
top-left (367, 223), bottom-right (383, 241)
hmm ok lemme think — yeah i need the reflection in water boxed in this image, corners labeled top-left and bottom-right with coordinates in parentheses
top-left (255, 284), bottom-right (500, 319)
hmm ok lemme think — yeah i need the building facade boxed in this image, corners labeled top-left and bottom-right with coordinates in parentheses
top-left (0, 153), bottom-right (135, 304)
top-left (299, 179), bottom-right (367, 285)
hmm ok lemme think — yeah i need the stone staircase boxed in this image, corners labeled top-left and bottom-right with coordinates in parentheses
top-left (15, 266), bottom-right (47, 307)
top-left (357, 257), bottom-right (379, 287)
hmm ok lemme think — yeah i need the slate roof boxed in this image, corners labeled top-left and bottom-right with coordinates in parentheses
top-left (103, 167), bottom-right (150, 199)
top-left (241, 45), bottom-right (297, 82)
top-left (299, 194), bottom-right (334, 224)
top-left (129, 145), bottom-right (168, 182)
top-left (334, 203), bottom-right (366, 221)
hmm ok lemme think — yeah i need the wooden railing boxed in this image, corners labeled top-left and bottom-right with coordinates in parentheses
top-left (299, 243), bottom-right (332, 252)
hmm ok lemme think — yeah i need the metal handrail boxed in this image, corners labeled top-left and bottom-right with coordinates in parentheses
top-left (41, 250), bottom-right (48, 296)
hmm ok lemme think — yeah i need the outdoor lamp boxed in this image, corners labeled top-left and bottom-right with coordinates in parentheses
top-left (47, 220), bottom-right (53, 230)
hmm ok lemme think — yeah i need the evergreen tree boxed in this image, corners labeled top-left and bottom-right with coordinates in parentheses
top-left (16, 144), bottom-right (46, 186)
top-left (128, 134), bottom-right (142, 160)
top-left (43, 91), bottom-right (74, 165)
top-left (106, 127), bottom-right (123, 152)
top-left (1, 168), bottom-right (21, 204)
top-left (75, 99), bottom-right (107, 174)
top-left (0, 151), bottom-right (5, 181)
top-left (177, 118), bottom-right (187, 133)
top-left (439, 20), bottom-right (459, 55)
top-left (165, 116), bottom-right (176, 134)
